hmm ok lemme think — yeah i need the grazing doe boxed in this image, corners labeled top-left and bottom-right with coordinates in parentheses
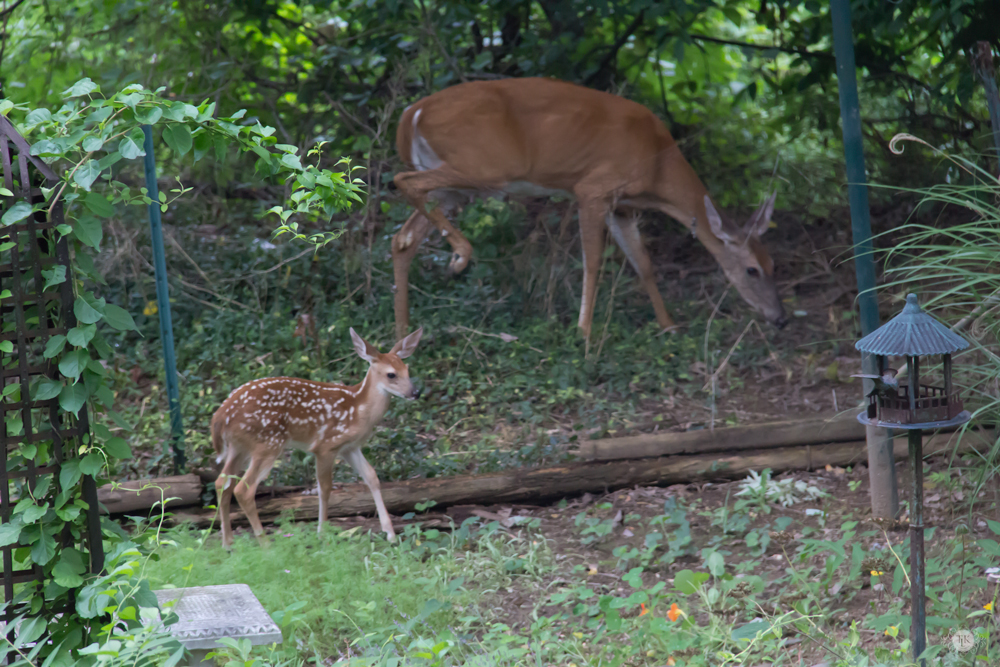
top-left (211, 327), bottom-right (424, 548)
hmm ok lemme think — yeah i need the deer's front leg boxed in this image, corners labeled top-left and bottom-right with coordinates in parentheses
top-left (315, 450), bottom-right (336, 534)
top-left (343, 447), bottom-right (396, 542)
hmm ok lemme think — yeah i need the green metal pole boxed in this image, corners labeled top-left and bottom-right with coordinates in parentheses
top-left (830, 0), bottom-right (897, 519)
top-left (142, 125), bottom-right (186, 473)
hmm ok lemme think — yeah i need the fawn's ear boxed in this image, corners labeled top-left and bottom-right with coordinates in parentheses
top-left (390, 327), bottom-right (423, 359)
top-left (350, 328), bottom-right (379, 363)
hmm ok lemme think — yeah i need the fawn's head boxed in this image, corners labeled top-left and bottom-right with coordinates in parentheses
top-left (703, 193), bottom-right (787, 329)
top-left (350, 327), bottom-right (424, 399)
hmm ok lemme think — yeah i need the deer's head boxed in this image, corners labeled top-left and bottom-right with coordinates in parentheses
top-left (704, 193), bottom-right (787, 329)
top-left (350, 327), bottom-right (424, 399)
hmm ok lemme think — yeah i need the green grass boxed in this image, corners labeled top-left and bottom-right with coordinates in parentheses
top-left (146, 518), bottom-right (555, 665)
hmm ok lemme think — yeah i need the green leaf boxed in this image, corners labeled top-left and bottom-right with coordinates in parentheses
top-left (0, 520), bottom-right (22, 547)
top-left (280, 153), bottom-right (302, 170)
top-left (103, 437), bottom-right (132, 460)
top-left (2, 201), bottom-right (33, 226)
top-left (52, 548), bottom-right (87, 588)
top-left (74, 296), bottom-right (103, 324)
top-left (79, 452), bottom-right (103, 476)
top-left (135, 106), bottom-right (163, 125)
top-left (32, 378), bottom-right (63, 401)
top-left (732, 620), bottom-right (771, 642)
top-left (0, 100), bottom-right (11, 116)
top-left (84, 192), bottom-right (115, 218)
top-left (0, 340), bottom-right (12, 353)
top-left (98, 152), bottom-right (122, 171)
top-left (706, 551), bottom-right (725, 576)
top-left (162, 124), bottom-right (192, 156)
top-left (43, 335), bottom-right (67, 359)
top-left (30, 139), bottom-right (61, 157)
top-left (73, 160), bottom-right (102, 191)
top-left (63, 78), bottom-right (99, 98)
top-left (102, 304), bottom-right (137, 331)
top-left (67, 324), bottom-right (97, 347)
top-left (119, 133), bottom-right (145, 160)
top-left (72, 215), bottom-right (103, 250)
top-left (82, 136), bottom-right (104, 152)
top-left (59, 459), bottom-right (82, 491)
top-left (41, 265), bottom-right (66, 290)
top-left (673, 569), bottom-right (710, 594)
top-left (58, 349), bottom-right (90, 379)
top-left (30, 531), bottom-right (56, 566)
top-left (25, 108), bottom-right (51, 126)
top-left (19, 502), bottom-right (47, 524)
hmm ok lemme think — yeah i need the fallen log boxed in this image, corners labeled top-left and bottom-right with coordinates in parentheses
top-left (172, 427), bottom-right (992, 529)
top-left (97, 474), bottom-right (202, 515)
top-left (578, 413), bottom-right (863, 461)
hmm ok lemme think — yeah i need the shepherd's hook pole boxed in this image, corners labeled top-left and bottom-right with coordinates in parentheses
top-left (142, 125), bottom-right (186, 473)
top-left (830, 0), bottom-right (897, 519)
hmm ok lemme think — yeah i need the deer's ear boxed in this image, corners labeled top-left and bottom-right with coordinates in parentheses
top-left (390, 327), bottom-right (423, 359)
top-left (350, 328), bottom-right (379, 363)
top-left (745, 191), bottom-right (777, 238)
top-left (704, 196), bottom-right (737, 244)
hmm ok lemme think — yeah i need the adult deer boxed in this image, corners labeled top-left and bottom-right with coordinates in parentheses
top-left (211, 327), bottom-right (423, 548)
top-left (391, 77), bottom-right (787, 341)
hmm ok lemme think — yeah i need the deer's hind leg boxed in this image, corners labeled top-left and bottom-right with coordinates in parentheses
top-left (232, 450), bottom-right (279, 546)
top-left (215, 444), bottom-right (249, 550)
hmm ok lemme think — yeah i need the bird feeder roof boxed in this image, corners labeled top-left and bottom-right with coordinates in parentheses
top-left (855, 293), bottom-right (968, 357)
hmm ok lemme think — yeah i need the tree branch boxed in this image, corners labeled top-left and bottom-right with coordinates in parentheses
top-left (584, 10), bottom-right (646, 86)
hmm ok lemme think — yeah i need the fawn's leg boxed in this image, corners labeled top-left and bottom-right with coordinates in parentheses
top-left (214, 449), bottom-right (246, 550)
top-left (232, 452), bottom-right (278, 546)
top-left (315, 451), bottom-right (336, 534)
top-left (343, 448), bottom-right (396, 541)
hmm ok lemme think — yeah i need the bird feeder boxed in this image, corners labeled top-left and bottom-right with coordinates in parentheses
top-left (854, 293), bottom-right (970, 666)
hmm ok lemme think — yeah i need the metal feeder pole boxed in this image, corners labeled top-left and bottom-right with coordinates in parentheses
top-left (907, 354), bottom-right (925, 666)
top-left (142, 125), bottom-right (186, 473)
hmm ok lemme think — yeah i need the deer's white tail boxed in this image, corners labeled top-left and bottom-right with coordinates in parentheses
top-left (211, 414), bottom-right (226, 465)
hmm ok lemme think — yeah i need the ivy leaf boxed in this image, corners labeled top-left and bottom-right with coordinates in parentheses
top-left (30, 531), bottom-right (57, 566)
top-left (24, 108), bottom-right (51, 126)
top-left (41, 265), bottom-right (66, 290)
top-left (74, 296), bottom-right (104, 324)
top-left (0, 518), bottom-right (22, 547)
top-left (58, 349), bottom-right (90, 379)
top-left (32, 377), bottom-right (63, 401)
top-left (52, 548), bottom-right (87, 588)
top-left (103, 437), bottom-right (132, 460)
top-left (59, 383), bottom-right (90, 417)
top-left (29, 139), bottom-right (61, 157)
top-left (43, 335), bottom-right (67, 359)
top-left (84, 192), bottom-right (115, 218)
top-left (73, 160), bottom-right (102, 191)
top-left (67, 324), bottom-right (97, 347)
top-left (62, 78), bottom-right (99, 98)
top-left (59, 459), bottom-right (82, 491)
top-left (72, 215), bottom-right (103, 250)
top-left (79, 452), bottom-right (104, 477)
top-left (134, 106), bottom-right (163, 125)
top-left (162, 124), bottom-right (193, 157)
top-left (2, 201), bottom-right (33, 226)
top-left (0, 340), bottom-right (12, 353)
top-left (18, 502), bottom-right (47, 524)
top-left (193, 132), bottom-right (211, 163)
top-left (82, 136), bottom-right (104, 152)
top-left (102, 305), bottom-right (137, 331)
top-left (118, 133), bottom-right (145, 160)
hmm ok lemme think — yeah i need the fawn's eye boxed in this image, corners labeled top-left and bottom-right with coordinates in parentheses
top-left (746, 267), bottom-right (760, 277)
top-left (387, 372), bottom-right (397, 380)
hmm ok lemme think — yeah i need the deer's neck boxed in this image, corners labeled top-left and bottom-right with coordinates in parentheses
top-left (654, 145), bottom-right (726, 256)
top-left (347, 367), bottom-right (392, 431)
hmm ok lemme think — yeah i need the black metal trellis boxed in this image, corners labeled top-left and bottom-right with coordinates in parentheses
top-left (0, 116), bottom-right (104, 641)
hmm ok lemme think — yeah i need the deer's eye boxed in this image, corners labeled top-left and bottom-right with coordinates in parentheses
top-left (746, 267), bottom-right (760, 277)
top-left (387, 372), bottom-right (397, 380)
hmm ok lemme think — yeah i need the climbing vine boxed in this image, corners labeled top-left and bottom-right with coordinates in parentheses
top-left (0, 79), bottom-right (362, 665)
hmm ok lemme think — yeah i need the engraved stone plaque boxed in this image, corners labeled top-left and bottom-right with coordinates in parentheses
top-left (154, 584), bottom-right (283, 651)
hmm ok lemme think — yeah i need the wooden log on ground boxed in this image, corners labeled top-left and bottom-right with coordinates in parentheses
top-left (172, 427), bottom-right (992, 529)
top-left (97, 474), bottom-right (202, 515)
top-left (578, 413), bottom-right (866, 461)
